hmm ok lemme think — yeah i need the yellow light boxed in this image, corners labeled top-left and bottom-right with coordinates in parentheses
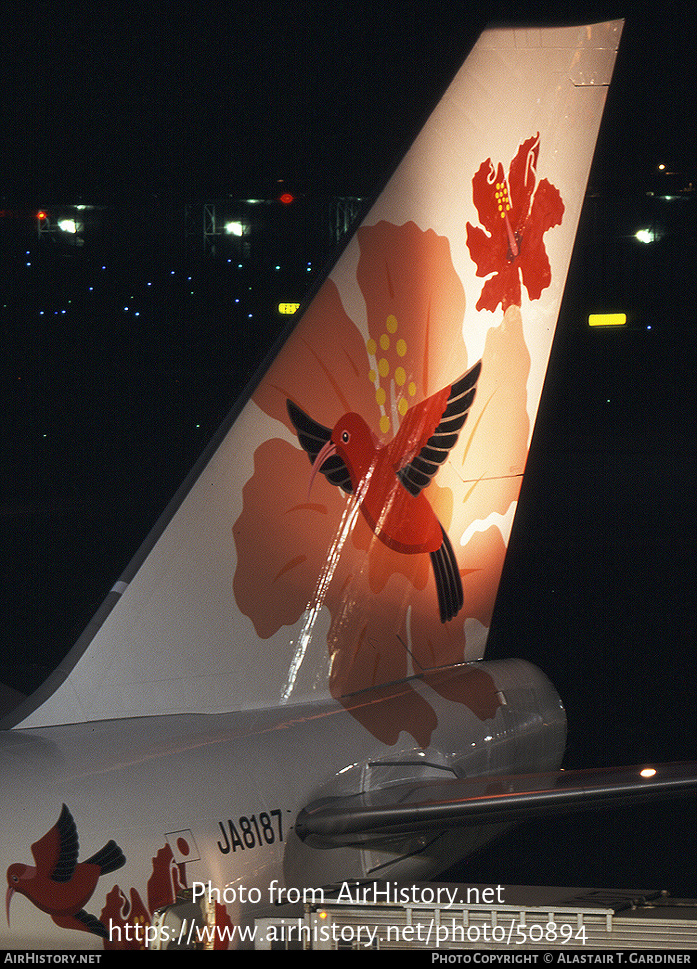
top-left (640, 768), bottom-right (657, 778)
top-left (318, 910), bottom-right (328, 919)
top-left (588, 313), bottom-right (627, 327)
top-left (278, 302), bottom-right (300, 315)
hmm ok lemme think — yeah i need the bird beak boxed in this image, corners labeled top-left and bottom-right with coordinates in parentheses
top-left (309, 440), bottom-right (337, 497)
top-left (6, 885), bottom-right (13, 926)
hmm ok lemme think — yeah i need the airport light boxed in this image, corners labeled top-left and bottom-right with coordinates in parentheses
top-left (635, 228), bottom-right (655, 244)
top-left (588, 313), bottom-right (627, 327)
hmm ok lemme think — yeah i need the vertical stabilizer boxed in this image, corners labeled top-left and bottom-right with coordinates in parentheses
top-left (10, 21), bottom-right (623, 730)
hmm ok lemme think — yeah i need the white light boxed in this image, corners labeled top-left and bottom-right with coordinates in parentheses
top-left (225, 221), bottom-right (244, 237)
top-left (640, 767), bottom-right (657, 778)
top-left (635, 229), bottom-right (655, 244)
top-left (58, 219), bottom-right (78, 233)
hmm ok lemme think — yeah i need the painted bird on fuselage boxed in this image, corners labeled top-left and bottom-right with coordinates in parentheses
top-left (287, 359), bottom-right (482, 623)
top-left (6, 804), bottom-right (125, 938)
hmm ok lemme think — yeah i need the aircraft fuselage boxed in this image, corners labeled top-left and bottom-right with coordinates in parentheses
top-left (1, 658), bottom-right (565, 949)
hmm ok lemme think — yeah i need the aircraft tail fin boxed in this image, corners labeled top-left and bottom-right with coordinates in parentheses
top-left (8, 20), bottom-right (623, 729)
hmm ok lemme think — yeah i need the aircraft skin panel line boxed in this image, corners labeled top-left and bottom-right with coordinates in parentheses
top-left (4, 18), bottom-right (695, 954)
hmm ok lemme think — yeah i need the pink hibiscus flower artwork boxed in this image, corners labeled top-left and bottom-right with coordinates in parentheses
top-left (232, 192), bottom-right (555, 745)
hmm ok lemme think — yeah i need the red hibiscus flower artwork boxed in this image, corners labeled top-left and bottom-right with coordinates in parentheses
top-left (466, 134), bottom-right (565, 312)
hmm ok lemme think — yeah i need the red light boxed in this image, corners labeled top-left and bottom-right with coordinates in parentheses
top-left (37, 210), bottom-right (48, 220)
top-left (279, 193), bottom-right (294, 205)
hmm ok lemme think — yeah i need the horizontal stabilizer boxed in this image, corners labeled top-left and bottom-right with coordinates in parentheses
top-left (296, 762), bottom-right (697, 848)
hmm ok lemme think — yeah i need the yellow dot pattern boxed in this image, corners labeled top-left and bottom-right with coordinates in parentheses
top-left (496, 180), bottom-right (512, 219)
top-left (365, 315), bottom-right (418, 436)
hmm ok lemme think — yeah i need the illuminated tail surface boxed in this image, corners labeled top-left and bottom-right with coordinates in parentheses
top-left (11, 21), bottom-right (623, 730)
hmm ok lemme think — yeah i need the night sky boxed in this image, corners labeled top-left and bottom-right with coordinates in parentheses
top-left (1, 0), bottom-right (694, 202)
top-left (1, 0), bottom-right (695, 901)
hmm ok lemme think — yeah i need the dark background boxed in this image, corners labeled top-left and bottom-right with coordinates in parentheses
top-left (1, 1), bottom-right (695, 898)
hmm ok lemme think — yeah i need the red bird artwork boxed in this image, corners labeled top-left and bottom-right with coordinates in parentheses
top-left (6, 804), bottom-right (126, 938)
top-left (287, 359), bottom-right (482, 623)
